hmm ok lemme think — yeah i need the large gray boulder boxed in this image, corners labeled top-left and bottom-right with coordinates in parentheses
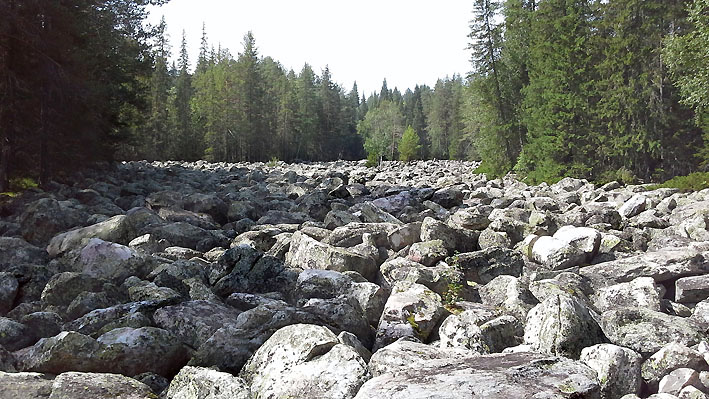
top-left (580, 247), bottom-right (709, 286)
top-left (600, 308), bottom-right (707, 356)
top-left (153, 300), bottom-right (241, 348)
top-left (72, 238), bottom-right (147, 283)
top-left (0, 371), bottom-right (53, 398)
top-left (47, 207), bottom-right (164, 257)
top-left (96, 326), bottom-right (190, 376)
top-left (240, 324), bottom-right (370, 399)
top-left (165, 366), bottom-right (252, 399)
top-left (0, 272), bottom-right (19, 315)
top-left (642, 342), bottom-right (709, 391)
top-left (439, 311), bottom-right (522, 354)
top-left (374, 282), bottom-right (445, 350)
top-left (524, 294), bottom-right (604, 358)
top-left (50, 371), bottom-right (156, 399)
top-left (479, 275), bottom-right (538, 324)
top-left (453, 247), bottom-right (524, 284)
top-left (580, 344), bottom-right (643, 399)
top-left (20, 198), bottom-right (87, 245)
top-left (0, 237), bottom-right (47, 270)
top-left (286, 231), bottom-right (377, 281)
top-left (0, 317), bottom-right (34, 351)
top-left (367, 339), bottom-right (470, 376)
top-left (593, 277), bottom-right (664, 313)
top-left (354, 352), bottom-right (600, 399)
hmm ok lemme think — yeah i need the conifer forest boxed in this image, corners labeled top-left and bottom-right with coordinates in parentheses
top-left (1, 0), bottom-right (708, 191)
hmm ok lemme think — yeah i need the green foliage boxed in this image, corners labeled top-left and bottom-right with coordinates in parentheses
top-left (358, 100), bottom-right (404, 161)
top-left (596, 167), bottom-right (637, 186)
top-left (267, 156), bottom-right (280, 167)
top-left (398, 126), bottom-right (421, 162)
top-left (650, 172), bottom-right (709, 192)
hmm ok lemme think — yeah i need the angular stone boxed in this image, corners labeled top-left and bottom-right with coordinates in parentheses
top-left (354, 352), bottom-right (600, 399)
top-left (0, 272), bottom-right (19, 315)
top-left (619, 194), bottom-right (647, 219)
top-left (286, 231), bottom-right (377, 281)
top-left (594, 277), bottom-right (663, 313)
top-left (50, 371), bottom-right (155, 399)
top-left (375, 282), bottom-right (445, 350)
top-left (153, 300), bottom-right (241, 348)
top-left (580, 344), bottom-right (642, 399)
top-left (580, 247), bottom-right (709, 285)
top-left (240, 324), bottom-right (370, 399)
top-left (407, 240), bottom-right (448, 267)
top-left (479, 275), bottom-right (538, 325)
top-left (452, 247), bottom-right (524, 285)
top-left (601, 308), bottom-right (707, 356)
top-left (0, 371), bottom-right (53, 398)
top-left (676, 275), bottom-right (709, 303)
top-left (369, 339), bottom-right (471, 377)
top-left (164, 366), bottom-right (251, 399)
top-left (524, 294), bottom-right (604, 358)
top-left (0, 317), bottom-right (34, 351)
top-left (660, 368), bottom-right (701, 396)
top-left (96, 327), bottom-right (190, 377)
top-left (642, 342), bottom-right (709, 390)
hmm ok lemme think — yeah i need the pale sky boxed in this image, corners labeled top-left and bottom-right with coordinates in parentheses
top-left (146, 0), bottom-right (473, 95)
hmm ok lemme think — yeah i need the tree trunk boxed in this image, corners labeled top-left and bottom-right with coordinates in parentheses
top-left (39, 97), bottom-right (50, 188)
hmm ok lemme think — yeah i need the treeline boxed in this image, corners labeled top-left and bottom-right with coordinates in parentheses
top-left (468, 0), bottom-right (709, 183)
top-left (123, 20), bottom-right (471, 164)
top-left (0, 0), bottom-right (164, 191)
top-left (2, 0), bottom-right (707, 190)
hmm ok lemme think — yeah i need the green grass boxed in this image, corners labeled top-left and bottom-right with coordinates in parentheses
top-left (0, 177), bottom-right (39, 197)
top-left (649, 172), bottom-right (709, 192)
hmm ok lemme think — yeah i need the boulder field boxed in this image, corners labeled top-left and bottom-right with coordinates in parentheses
top-left (1, 159), bottom-right (709, 398)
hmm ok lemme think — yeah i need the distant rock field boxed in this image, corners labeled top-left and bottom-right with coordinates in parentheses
top-left (1, 159), bottom-right (709, 399)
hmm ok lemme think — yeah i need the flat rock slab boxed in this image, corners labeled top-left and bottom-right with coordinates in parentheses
top-left (600, 308), bottom-right (707, 357)
top-left (580, 247), bottom-right (708, 286)
top-left (354, 352), bottom-right (600, 399)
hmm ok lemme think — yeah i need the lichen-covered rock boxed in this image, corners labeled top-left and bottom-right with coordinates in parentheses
top-left (20, 198), bottom-right (87, 245)
top-left (73, 238), bottom-right (146, 283)
top-left (387, 222), bottom-right (421, 251)
top-left (0, 371), bottom-right (53, 398)
top-left (601, 308), bottom-right (707, 356)
top-left (524, 294), bottom-right (604, 358)
top-left (580, 344), bottom-right (643, 399)
top-left (40, 272), bottom-right (105, 309)
top-left (354, 352), bottom-right (600, 399)
top-left (580, 247), bottom-right (709, 286)
top-left (17, 331), bottom-right (103, 374)
top-left (286, 231), bottom-right (377, 281)
top-left (406, 239), bottom-right (449, 267)
top-left (374, 282), bottom-right (445, 350)
top-left (676, 275), bottom-right (709, 303)
top-left (619, 194), bottom-right (648, 219)
top-left (0, 237), bottom-right (47, 270)
top-left (0, 272), bottom-right (19, 315)
top-left (369, 339), bottom-right (471, 376)
top-left (439, 312), bottom-right (522, 354)
top-left (642, 343), bottom-right (709, 391)
top-left (50, 371), bottom-right (157, 399)
top-left (452, 247), bottom-right (524, 284)
top-left (240, 324), bottom-right (370, 399)
top-left (479, 275), bottom-right (538, 325)
top-left (593, 277), bottom-right (664, 313)
top-left (165, 366), bottom-right (252, 399)
top-left (153, 300), bottom-right (241, 348)
top-left (0, 317), bottom-right (34, 351)
top-left (295, 269), bottom-right (353, 302)
top-left (96, 327), bottom-right (190, 377)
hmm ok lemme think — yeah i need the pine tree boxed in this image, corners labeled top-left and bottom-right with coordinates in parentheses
top-left (171, 30), bottom-right (199, 160)
top-left (145, 16), bottom-right (172, 160)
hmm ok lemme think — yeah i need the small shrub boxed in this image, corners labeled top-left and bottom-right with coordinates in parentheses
top-left (649, 172), bottom-right (709, 192)
top-left (365, 152), bottom-right (379, 168)
top-left (266, 156), bottom-right (279, 167)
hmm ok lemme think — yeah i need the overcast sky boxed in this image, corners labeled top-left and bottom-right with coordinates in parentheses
top-left (146, 0), bottom-right (473, 95)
